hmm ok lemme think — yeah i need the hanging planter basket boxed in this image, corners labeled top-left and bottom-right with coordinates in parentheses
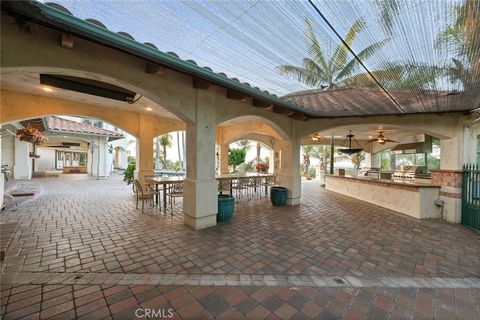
top-left (16, 126), bottom-right (48, 145)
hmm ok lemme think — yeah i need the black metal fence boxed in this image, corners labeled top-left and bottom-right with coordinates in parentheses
top-left (462, 164), bottom-right (480, 232)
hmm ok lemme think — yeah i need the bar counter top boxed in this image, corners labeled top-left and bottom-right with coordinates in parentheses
top-left (325, 174), bottom-right (441, 188)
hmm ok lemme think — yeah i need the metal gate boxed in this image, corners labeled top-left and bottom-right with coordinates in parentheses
top-left (462, 164), bottom-right (480, 232)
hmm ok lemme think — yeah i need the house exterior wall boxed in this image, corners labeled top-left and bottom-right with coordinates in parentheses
top-left (1, 135), bottom-right (15, 172)
top-left (35, 148), bottom-right (57, 171)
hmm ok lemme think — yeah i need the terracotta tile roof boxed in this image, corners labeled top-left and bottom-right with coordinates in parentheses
top-left (47, 116), bottom-right (124, 138)
top-left (282, 87), bottom-right (477, 117)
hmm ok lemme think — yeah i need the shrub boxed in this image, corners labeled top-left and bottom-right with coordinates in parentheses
top-left (123, 160), bottom-right (136, 185)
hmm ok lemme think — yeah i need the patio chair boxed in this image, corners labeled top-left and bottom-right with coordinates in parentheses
top-left (143, 175), bottom-right (156, 192)
top-left (259, 175), bottom-right (276, 198)
top-left (133, 179), bottom-right (160, 214)
top-left (167, 181), bottom-right (184, 216)
top-left (231, 177), bottom-right (249, 203)
top-left (218, 179), bottom-right (231, 195)
top-left (245, 177), bottom-right (260, 200)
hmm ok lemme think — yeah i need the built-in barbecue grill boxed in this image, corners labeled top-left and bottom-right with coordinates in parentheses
top-left (392, 165), bottom-right (430, 179)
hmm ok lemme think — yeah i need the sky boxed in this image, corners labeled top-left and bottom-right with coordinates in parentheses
top-left (39, 0), bottom-right (462, 96)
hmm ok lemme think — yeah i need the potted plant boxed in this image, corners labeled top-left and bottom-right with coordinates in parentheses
top-left (16, 126), bottom-right (48, 145)
top-left (255, 162), bottom-right (269, 173)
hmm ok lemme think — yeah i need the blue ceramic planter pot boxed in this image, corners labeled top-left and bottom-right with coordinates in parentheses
top-left (270, 186), bottom-right (288, 207)
top-left (217, 194), bottom-right (235, 222)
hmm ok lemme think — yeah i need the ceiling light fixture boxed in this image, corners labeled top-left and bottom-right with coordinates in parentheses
top-left (338, 130), bottom-right (363, 155)
top-left (146, 107), bottom-right (152, 111)
top-left (42, 86), bottom-right (53, 92)
top-left (311, 133), bottom-right (324, 141)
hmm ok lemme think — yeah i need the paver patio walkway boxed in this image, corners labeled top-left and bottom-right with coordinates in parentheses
top-left (1, 175), bottom-right (479, 319)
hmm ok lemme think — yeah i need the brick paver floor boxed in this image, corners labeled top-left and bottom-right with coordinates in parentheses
top-left (1, 175), bottom-right (479, 319)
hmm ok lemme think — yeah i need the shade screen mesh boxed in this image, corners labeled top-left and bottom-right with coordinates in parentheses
top-left (40, 0), bottom-right (479, 116)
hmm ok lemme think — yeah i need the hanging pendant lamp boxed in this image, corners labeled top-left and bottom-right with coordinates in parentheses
top-left (338, 130), bottom-right (363, 155)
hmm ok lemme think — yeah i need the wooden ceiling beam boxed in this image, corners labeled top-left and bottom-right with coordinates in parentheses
top-left (252, 99), bottom-right (272, 109)
top-left (272, 105), bottom-right (294, 115)
top-left (288, 112), bottom-right (309, 121)
top-left (60, 33), bottom-right (74, 49)
top-left (146, 62), bottom-right (166, 76)
top-left (227, 89), bottom-right (247, 101)
top-left (193, 78), bottom-right (210, 89)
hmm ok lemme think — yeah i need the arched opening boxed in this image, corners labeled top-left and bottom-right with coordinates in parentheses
top-left (301, 123), bottom-right (444, 180)
top-left (1, 115), bottom-right (134, 179)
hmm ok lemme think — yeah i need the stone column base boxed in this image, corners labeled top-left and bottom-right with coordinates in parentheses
top-left (184, 213), bottom-right (217, 230)
top-left (183, 178), bottom-right (218, 230)
top-left (276, 173), bottom-right (301, 207)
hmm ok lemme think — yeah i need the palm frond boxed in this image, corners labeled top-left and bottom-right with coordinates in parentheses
top-left (278, 65), bottom-right (322, 86)
top-left (375, 0), bottom-right (401, 35)
top-left (302, 58), bottom-right (330, 84)
top-left (330, 18), bottom-right (366, 72)
top-left (335, 38), bottom-right (390, 82)
top-left (304, 18), bottom-right (329, 73)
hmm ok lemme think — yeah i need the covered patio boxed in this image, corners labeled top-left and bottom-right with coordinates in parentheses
top-left (1, 0), bottom-right (479, 319)
top-left (1, 175), bottom-right (479, 318)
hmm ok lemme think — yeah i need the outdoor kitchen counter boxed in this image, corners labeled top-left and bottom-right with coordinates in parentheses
top-left (325, 175), bottom-right (442, 219)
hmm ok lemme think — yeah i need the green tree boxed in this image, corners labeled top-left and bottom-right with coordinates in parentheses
top-left (159, 134), bottom-right (172, 168)
top-left (278, 18), bottom-right (390, 89)
top-left (123, 160), bottom-right (135, 188)
top-left (228, 148), bottom-right (246, 172)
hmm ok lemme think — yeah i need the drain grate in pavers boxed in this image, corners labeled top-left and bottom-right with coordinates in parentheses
top-left (2, 272), bottom-right (479, 289)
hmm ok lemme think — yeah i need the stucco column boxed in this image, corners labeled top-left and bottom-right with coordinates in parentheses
top-left (277, 138), bottom-right (301, 206)
top-left (135, 114), bottom-right (155, 184)
top-left (13, 138), bottom-right (32, 180)
top-left (431, 127), bottom-right (465, 223)
top-left (183, 89), bottom-right (217, 230)
top-left (273, 142), bottom-right (281, 174)
top-left (219, 144), bottom-right (229, 174)
top-left (91, 136), bottom-right (110, 178)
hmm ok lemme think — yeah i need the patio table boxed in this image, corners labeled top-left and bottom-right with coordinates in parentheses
top-left (146, 173), bottom-right (275, 211)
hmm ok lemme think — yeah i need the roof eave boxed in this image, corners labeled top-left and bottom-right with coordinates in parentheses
top-left (10, 1), bottom-right (309, 116)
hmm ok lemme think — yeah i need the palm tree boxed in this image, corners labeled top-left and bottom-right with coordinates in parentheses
top-left (154, 137), bottom-right (161, 170)
top-left (256, 142), bottom-right (263, 163)
top-left (159, 134), bottom-right (172, 169)
top-left (176, 131), bottom-right (183, 171)
top-left (310, 145), bottom-right (332, 174)
top-left (237, 139), bottom-right (251, 150)
top-left (302, 145), bottom-right (314, 175)
top-left (436, 0), bottom-right (480, 91)
top-left (278, 18), bottom-right (390, 90)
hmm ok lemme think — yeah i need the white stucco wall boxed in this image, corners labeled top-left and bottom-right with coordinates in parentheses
top-left (1, 135), bottom-right (15, 169)
top-left (13, 139), bottom-right (32, 179)
top-left (36, 147), bottom-right (57, 171)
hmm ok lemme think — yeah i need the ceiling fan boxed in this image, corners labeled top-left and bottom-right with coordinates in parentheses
top-left (368, 132), bottom-right (397, 145)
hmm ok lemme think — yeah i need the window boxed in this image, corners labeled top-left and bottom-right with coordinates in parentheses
top-left (79, 153), bottom-right (87, 166)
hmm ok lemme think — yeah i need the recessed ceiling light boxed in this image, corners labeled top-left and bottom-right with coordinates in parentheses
top-left (368, 136), bottom-right (373, 138)
top-left (42, 86), bottom-right (53, 92)
top-left (146, 107), bottom-right (152, 111)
